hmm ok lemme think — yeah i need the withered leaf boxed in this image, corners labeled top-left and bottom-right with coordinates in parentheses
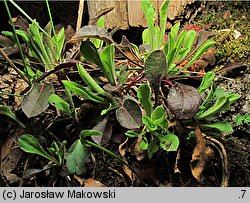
top-left (167, 83), bottom-right (202, 119)
top-left (21, 83), bottom-right (54, 118)
top-left (92, 116), bottom-right (112, 146)
top-left (73, 25), bottom-right (114, 44)
top-left (190, 126), bottom-right (214, 183)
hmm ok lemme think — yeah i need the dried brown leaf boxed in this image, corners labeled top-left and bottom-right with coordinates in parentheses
top-left (84, 178), bottom-right (107, 187)
top-left (118, 138), bottom-right (134, 182)
top-left (131, 136), bottom-right (145, 161)
top-left (190, 126), bottom-right (214, 183)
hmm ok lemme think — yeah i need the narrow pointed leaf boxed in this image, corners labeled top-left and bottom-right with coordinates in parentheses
top-left (0, 105), bottom-right (26, 128)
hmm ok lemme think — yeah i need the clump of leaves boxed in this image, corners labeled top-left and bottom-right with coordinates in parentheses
top-left (141, 0), bottom-right (215, 76)
top-left (126, 84), bottom-right (179, 158)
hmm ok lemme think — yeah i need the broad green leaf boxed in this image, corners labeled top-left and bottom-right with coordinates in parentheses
top-left (16, 29), bottom-right (30, 44)
top-left (116, 97), bottom-right (142, 129)
top-left (0, 105), bottom-right (26, 128)
top-left (137, 83), bottom-right (153, 117)
top-left (195, 97), bottom-right (230, 120)
top-left (152, 106), bottom-right (166, 126)
top-left (48, 94), bottom-right (71, 114)
top-left (200, 122), bottom-right (233, 133)
top-left (21, 83), bottom-right (54, 118)
top-left (161, 134), bottom-right (179, 151)
top-left (183, 30), bottom-right (196, 49)
top-left (62, 80), bottom-right (106, 104)
top-left (80, 40), bottom-right (103, 68)
top-left (198, 71), bottom-right (215, 94)
top-left (66, 139), bottom-right (89, 175)
top-left (80, 129), bottom-right (102, 137)
top-left (18, 134), bottom-right (56, 162)
top-left (145, 50), bottom-right (166, 106)
top-left (147, 141), bottom-right (160, 158)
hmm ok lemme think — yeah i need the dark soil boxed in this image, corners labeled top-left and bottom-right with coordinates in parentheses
top-left (0, 1), bottom-right (249, 187)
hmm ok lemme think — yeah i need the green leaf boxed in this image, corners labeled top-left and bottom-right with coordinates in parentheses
top-left (62, 80), bottom-right (106, 104)
top-left (141, 0), bottom-right (156, 49)
top-left (161, 134), bottom-right (179, 151)
top-left (66, 139), bottom-right (89, 175)
top-left (137, 83), bottom-right (153, 117)
top-left (125, 130), bottom-right (140, 138)
top-left (80, 129), bottom-right (102, 138)
top-left (182, 40), bottom-right (215, 70)
top-left (140, 137), bottom-right (149, 150)
top-left (195, 97), bottom-right (230, 120)
top-left (214, 89), bottom-right (241, 104)
top-left (142, 28), bottom-right (150, 45)
top-left (159, 0), bottom-right (169, 46)
top-left (145, 50), bottom-right (166, 106)
top-left (93, 16), bottom-right (105, 48)
top-left (18, 134), bottom-right (56, 162)
top-left (147, 141), bottom-right (160, 158)
top-left (142, 115), bottom-right (157, 131)
top-left (152, 106), bottom-right (166, 126)
top-left (77, 63), bottom-right (105, 95)
top-left (170, 22), bottom-right (180, 39)
top-left (0, 105), bottom-right (26, 128)
top-left (200, 122), bottom-right (233, 133)
top-left (198, 71), bottom-right (215, 94)
top-left (179, 30), bottom-right (196, 61)
top-left (99, 44), bottom-right (116, 85)
top-left (80, 40), bottom-right (103, 68)
top-left (235, 113), bottom-right (250, 126)
top-left (48, 94), bottom-right (71, 114)
top-left (21, 83), bottom-right (55, 118)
